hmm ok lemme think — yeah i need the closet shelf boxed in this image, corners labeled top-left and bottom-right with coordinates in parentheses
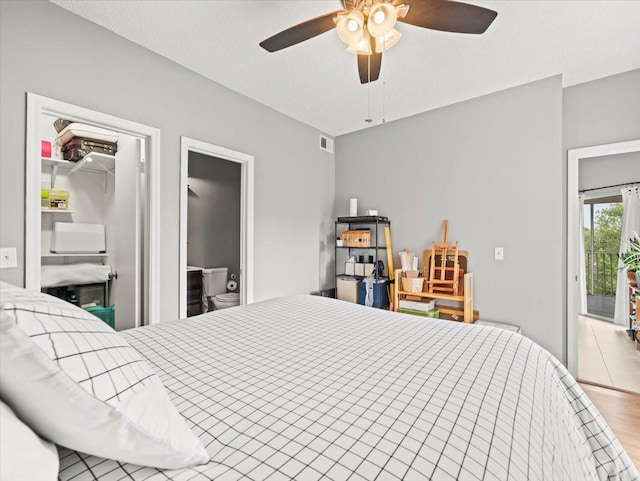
top-left (42, 252), bottom-right (108, 258)
top-left (41, 209), bottom-right (75, 213)
top-left (43, 155), bottom-right (116, 189)
top-left (42, 155), bottom-right (115, 174)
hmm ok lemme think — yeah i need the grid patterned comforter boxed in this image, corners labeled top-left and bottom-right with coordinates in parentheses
top-left (58, 295), bottom-right (638, 480)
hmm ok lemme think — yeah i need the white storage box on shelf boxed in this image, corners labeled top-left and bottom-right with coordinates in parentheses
top-left (345, 262), bottom-right (356, 276)
top-left (355, 263), bottom-right (375, 277)
top-left (51, 222), bottom-right (106, 254)
top-left (398, 298), bottom-right (436, 312)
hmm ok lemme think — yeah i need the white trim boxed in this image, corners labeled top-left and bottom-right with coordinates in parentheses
top-left (179, 137), bottom-right (254, 319)
top-left (25, 93), bottom-right (161, 326)
top-left (566, 139), bottom-right (640, 377)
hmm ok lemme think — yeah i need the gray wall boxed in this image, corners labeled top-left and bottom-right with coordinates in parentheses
top-left (579, 152), bottom-right (640, 192)
top-left (564, 69), bottom-right (640, 196)
top-left (561, 69), bottom-right (640, 360)
top-left (563, 69), bottom-right (640, 152)
top-left (336, 76), bottom-right (564, 360)
top-left (187, 152), bottom-right (241, 279)
top-left (0, 1), bottom-right (335, 321)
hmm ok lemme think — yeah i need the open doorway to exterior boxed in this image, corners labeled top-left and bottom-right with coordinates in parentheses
top-left (567, 139), bottom-right (640, 383)
top-left (578, 194), bottom-right (640, 392)
top-left (179, 137), bottom-right (254, 319)
top-left (582, 197), bottom-right (622, 321)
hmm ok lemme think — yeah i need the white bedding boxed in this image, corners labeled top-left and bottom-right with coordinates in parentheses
top-left (40, 263), bottom-right (111, 288)
top-left (56, 123), bottom-right (119, 145)
top-left (57, 295), bottom-right (638, 480)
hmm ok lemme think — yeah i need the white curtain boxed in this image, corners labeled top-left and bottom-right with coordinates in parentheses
top-left (578, 194), bottom-right (588, 314)
top-left (614, 185), bottom-right (640, 325)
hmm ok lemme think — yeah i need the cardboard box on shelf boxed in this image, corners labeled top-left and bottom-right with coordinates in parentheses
top-left (48, 190), bottom-right (69, 210)
top-left (337, 277), bottom-right (359, 303)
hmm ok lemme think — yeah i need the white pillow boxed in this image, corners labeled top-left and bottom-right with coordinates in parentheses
top-left (0, 283), bottom-right (209, 469)
top-left (0, 399), bottom-right (59, 481)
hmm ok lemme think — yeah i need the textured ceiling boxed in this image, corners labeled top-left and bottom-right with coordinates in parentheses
top-left (50, 0), bottom-right (640, 137)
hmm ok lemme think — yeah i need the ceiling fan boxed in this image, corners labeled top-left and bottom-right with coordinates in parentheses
top-left (259, 0), bottom-right (497, 84)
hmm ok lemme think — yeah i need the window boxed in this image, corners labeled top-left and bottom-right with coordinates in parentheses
top-left (583, 197), bottom-right (622, 319)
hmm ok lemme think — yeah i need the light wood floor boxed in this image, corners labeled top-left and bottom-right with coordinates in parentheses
top-left (578, 315), bottom-right (640, 393)
top-left (579, 382), bottom-right (640, 470)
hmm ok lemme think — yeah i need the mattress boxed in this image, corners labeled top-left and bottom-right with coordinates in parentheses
top-left (57, 295), bottom-right (638, 480)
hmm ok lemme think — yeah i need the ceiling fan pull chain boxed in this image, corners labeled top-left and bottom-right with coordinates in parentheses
top-left (382, 79), bottom-right (386, 124)
top-left (365, 55), bottom-right (373, 123)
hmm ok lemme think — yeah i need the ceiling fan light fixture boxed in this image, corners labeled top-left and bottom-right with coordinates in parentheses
top-left (337, 10), bottom-right (365, 46)
top-left (395, 4), bottom-right (409, 19)
top-left (367, 3), bottom-right (397, 38)
top-left (374, 28), bottom-right (401, 53)
top-left (347, 30), bottom-right (372, 55)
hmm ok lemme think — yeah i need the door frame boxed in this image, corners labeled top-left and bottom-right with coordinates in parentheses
top-left (25, 93), bottom-right (161, 326)
top-left (566, 138), bottom-right (640, 377)
top-left (179, 136), bottom-right (254, 318)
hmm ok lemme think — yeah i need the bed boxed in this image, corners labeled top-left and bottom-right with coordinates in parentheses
top-left (0, 282), bottom-right (637, 481)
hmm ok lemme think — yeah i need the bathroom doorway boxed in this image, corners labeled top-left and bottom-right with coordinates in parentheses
top-left (179, 137), bottom-right (254, 318)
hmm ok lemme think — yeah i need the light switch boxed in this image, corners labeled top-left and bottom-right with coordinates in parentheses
top-left (494, 247), bottom-right (504, 261)
top-left (0, 247), bottom-right (17, 268)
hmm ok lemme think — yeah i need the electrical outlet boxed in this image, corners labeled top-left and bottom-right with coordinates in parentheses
top-left (494, 247), bottom-right (504, 261)
top-left (0, 247), bottom-right (17, 268)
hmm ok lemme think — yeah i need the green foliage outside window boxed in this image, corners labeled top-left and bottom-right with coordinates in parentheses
top-left (583, 203), bottom-right (622, 296)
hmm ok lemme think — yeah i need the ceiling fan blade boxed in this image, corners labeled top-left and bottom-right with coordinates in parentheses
top-left (398, 0), bottom-right (497, 34)
top-left (260, 10), bottom-right (345, 52)
top-left (358, 51), bottom-right (382, 84)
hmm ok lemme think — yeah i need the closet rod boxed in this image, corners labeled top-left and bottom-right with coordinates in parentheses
top-left (579, 181), bottom-right (639, 194)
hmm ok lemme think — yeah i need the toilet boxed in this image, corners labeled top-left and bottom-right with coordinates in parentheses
top-left (202, 267), bottom-right (240, 310)
top-left (213, 292), bottom-right (240, 310)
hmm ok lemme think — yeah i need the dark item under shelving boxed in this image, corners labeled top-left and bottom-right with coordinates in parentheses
top-left (187, 269), bottom-right (203, 317)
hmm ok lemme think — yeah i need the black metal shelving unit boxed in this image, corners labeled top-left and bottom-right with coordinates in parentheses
top-left (335, 216), bottom-right (391, 307)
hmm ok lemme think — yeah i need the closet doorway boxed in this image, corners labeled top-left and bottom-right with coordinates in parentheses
top-left (179, 137), bottom-right (254, 318)
top-left (25, 93), bottom-right (161, 328)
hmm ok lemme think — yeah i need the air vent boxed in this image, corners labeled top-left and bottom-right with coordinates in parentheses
top-left (319, 135), bottom-right (334, 154)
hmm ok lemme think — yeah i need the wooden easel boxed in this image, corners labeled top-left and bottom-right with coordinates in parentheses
top-left (384, 226), bottom-right (395, 310)
top-left (425, 220), bottom-right (461, 295)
